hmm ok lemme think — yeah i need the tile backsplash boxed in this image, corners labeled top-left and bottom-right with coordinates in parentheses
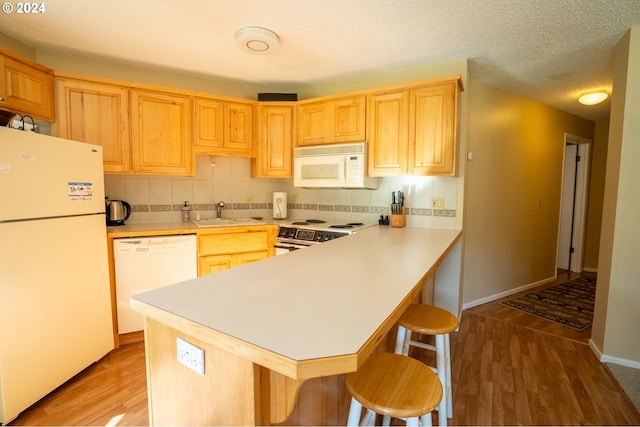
top-left (104, 156), bottom-right (458, 228)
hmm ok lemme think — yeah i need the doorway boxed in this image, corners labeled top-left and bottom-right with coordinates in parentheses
top-left (557, 134), bottom-right (591, 273)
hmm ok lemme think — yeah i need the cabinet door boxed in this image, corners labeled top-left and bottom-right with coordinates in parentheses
top-left (255, 104), bottom-right (294, 178)
top-left (130, 89), bottom-right (193, 175)
top-left (197, 229), bottom-right (272, 276)
top-left (297, 101), bottom-right (328, 146)
top-left (367, 90), bottom-right (409, 176)
top-left (194, 97), bottom-right (224, 150)
top-left (198, 254), bottom-right (232, 276)
top-left (297, 95), bottom-right (366, 146)
top-left (0, 53), bottom-right (54, 121)
top-left (409, 82), bottom-right (457, 176)
top-left (234, 251), bottom-right (270, 266)
top-left (226, 102), bottom-right (253, 150)
top-left (56, 78), bottom-right (130, 173)
top-left (198, 230), bottom-right (271, 255)
top-left (332, 95), bottom-right (366, 142)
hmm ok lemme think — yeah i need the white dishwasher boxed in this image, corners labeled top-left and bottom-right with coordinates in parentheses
top-left (114, 234), bottom-right (197, 334)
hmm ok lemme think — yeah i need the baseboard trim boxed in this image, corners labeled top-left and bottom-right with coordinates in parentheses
top-left (583, 267), bottom-right (598, 273)
top-left (462, 276), bottom-right (557, 310)
top-left (600, 353), bottom-right (640, 369)
top-left (589, 338), bottom-right (603, 359)
top-left (587, 339), bottom-right (640, 368)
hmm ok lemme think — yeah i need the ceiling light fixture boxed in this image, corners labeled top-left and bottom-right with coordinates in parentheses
top-left (235, 27), bottom-right (280, 54)
top-left (578, 91), bottom-right (608, 105)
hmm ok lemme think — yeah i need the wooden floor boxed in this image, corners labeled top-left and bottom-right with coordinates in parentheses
top-left (9, 272), bottom-right (640, 426)
top-left (9, 340), bottom-right (149, 426)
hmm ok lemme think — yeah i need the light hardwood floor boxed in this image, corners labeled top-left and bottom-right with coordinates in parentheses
top-left (9, 272), bottom-right (640, 426)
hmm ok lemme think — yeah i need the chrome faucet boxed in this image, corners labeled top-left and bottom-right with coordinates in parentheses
top-left (215, 200), bottom-right (225, 218)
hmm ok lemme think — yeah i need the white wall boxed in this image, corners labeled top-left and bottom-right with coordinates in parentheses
top-left (104, 156), bottom-right (459, 229)
top-left (461, 82), bottom-right (595, 307)
top-left (591, 26), bottom-right (640, 367)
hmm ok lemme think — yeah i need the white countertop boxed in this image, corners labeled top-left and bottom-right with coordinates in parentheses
top-left (131, 225), bottom-right (462, 369)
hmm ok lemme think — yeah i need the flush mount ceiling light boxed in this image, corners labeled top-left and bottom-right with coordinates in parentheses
top-left (235, 27), bottom-right (280, 54)
top-left (578, 91), bottom-right (608, 105)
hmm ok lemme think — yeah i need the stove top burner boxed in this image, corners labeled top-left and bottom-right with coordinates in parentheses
top-left (277, 220), bottom-right (374, 246)
top-left (329, 222), bottom-right (365, 229)
top-left (291, 219), bottom-right (327, 226)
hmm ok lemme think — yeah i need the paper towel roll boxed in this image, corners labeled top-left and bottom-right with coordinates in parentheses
top-left (273, 192), bottom-right (287, 219)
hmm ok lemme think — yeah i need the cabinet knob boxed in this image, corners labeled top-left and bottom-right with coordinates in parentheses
top-left (0, 96), bottom-right (5, 102)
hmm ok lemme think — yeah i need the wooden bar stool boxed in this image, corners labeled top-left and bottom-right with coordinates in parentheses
top-left (394, 304), bottom-right (458, 426)
top-left (346, 352), bottom-right (442, 426)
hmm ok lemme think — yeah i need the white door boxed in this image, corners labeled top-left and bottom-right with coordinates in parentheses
top-left (558, 144), bottom-right (577, 270)
top-left (557, 136), bottom-right (591, 273)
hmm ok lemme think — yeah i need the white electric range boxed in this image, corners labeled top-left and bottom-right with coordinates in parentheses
top-left (274, 219), bottom-right (375, 254)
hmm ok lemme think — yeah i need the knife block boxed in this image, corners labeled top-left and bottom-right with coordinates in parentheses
top-left (390, 207), bottom-right (406, 228)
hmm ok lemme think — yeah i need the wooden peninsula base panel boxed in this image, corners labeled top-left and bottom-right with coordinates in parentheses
top-left (145, 318), bottom-right (360, 425)
top-left (133, 226), bottom-right (462, 426)
top-left (145, 319), bottom-right (263, 425)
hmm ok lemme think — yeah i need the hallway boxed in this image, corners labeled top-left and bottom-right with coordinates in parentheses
top-left (445, 271), bottom-right (638, 424)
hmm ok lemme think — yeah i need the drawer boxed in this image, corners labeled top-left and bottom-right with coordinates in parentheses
top-left (198, 231), bottom-right (269, 255)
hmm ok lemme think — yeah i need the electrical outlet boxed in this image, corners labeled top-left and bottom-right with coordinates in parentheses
top-left (246, 193), bottom-right (253, 204)
top-left (177, 337), bottom-right (204, 375)
top-left (431, 197), bottom-right (444, 210)
top-left (290, 193), bottom-right (298, 203)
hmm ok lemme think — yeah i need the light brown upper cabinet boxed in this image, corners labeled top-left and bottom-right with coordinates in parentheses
top-left (297, 95), bottom-right (366, 146)
top-left (226, 101), bottom-right (254, 151)
top-left (368, 78), bottom-right (460, 177)
top-left (130, 88), bottom-right (194, 175)
top-left (297, 101), bottom-right (326, 145)
top-left (409, 81), bottom-right (458, 176)
top-left (252, 103), bottom-right (294, 178)
top-left (367, 89), bottom-right (409, 176)
top-left (55, 77), bottom-right (131, 173)
top-left (194, 97), bottom-right (224, 153)
top-left (194, 97), bottom-right (255, 157)
top-left (0, 49), bottom-right (54, 122)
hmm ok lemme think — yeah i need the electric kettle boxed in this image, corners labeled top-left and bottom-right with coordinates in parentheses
top-left (106, 199), bottom-right (131, 226)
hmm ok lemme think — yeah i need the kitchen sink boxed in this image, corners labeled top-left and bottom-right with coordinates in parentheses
top-left (191, 217), bottom-right (266, 228)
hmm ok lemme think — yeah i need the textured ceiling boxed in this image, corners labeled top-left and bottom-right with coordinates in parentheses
top-left (1, 0), bottom-right (639, 121)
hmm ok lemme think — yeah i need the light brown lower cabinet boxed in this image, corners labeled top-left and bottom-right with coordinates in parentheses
top-left (197, 226), bottom-right (276, 276)
top-left (199, 251), bottom-right (270, 275)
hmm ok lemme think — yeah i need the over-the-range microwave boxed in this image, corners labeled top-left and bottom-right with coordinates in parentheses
top-left (293, 142), bottom-right (379, 189)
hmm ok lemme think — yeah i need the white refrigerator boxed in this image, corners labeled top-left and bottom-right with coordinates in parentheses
top-left (0, 127), bottom-right (114, 424)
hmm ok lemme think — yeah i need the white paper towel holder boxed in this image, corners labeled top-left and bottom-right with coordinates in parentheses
top-left (273, 192), bottom-right (287, 219)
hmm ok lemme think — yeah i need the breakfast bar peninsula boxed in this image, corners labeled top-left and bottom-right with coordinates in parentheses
top-left (131, 225), bottom-right (462, 425)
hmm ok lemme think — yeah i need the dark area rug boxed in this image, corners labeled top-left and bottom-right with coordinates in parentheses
top-left (501, 276), bottom-right (596, 331)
